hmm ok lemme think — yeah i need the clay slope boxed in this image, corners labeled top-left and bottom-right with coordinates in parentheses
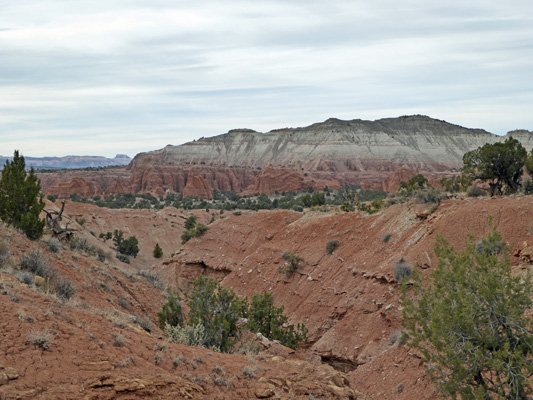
top-left (0, 214), bottom-right (360, 399)
top-left (162, 195), bottom-right (533, 399)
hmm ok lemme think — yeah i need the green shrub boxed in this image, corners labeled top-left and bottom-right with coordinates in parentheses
top-left (117, 236), bottom-right (139, 258)
top-left (393, 258), bottom-right (412, 283)
top-left (116, 253), bottom-right (130, 264)
top-left (181, 217), bottom-right (208, 244)
top-left (381, 233), bottom-right (392, 243)
top-left (401, 227), bottom-right (533, 399)
top-left (158, 288), bottom-right (184, 329)
top-left (184, 215), bottom-right (197, 230)
top-left (187, 275), bottom-right (245, 352)
top-left (325, 240), bottom-right (339, 255)
top-left (246, 291), bottom-right (308, 349)
top-left (46, 194), bottom-right (58, 202)
top-left (153, 243), bottom-right (163, 258)
top-left (279, 251), bottom-right (304, 275)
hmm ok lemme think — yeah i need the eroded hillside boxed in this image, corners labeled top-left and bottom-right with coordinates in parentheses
top-left (0, 204), bottom-right (359, 399)
top-left (161, 195), bottom-right (533, 399)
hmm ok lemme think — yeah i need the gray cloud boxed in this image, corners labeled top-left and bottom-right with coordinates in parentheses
top-left (1, 0), bottom-right (532, 157)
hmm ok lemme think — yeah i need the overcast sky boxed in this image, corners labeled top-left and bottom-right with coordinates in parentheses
top-left (1, 1), bottom-right (533, 158)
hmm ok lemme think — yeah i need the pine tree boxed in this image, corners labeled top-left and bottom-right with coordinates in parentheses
top-left (0, 151), bottom-right (45, 239)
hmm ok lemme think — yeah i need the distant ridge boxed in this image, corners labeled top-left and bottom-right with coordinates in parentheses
top-left (0, 154), bottom-right (131, 169)
top-left (37, 115), bottom-right (533, 198)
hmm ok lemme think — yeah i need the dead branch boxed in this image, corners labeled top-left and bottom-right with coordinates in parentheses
top-left (43, 200), bottom-right (79, 240)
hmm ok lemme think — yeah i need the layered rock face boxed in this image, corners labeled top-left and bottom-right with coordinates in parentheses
top-left (130, 115), bottom-right (523, 171)
top-left (41, 116), bottom-right (533, 198)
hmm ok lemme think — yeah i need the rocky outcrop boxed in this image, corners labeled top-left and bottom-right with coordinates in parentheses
top-left (243, 166), bottom-right (308, 195)
top-left (183, 174), bottom-right (212, 199)
top-left (47, 177), bottom-right (102, 198)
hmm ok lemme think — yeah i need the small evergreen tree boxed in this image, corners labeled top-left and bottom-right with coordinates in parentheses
top-left (184, 215), bottom-right (197, 230)
top-left (0, 150), bottom-right (45, 239)
top-left (401, 227), bottom-right (533, 399)
top-left (158, 288), bottom-right (184, 329)
top-left (153, 243), bottom-right (163, 258)
top-left (247, 291), bottom-right (308, 349)
top-left (188, 275), bottom-right (245, 352)
top-left (118, 236), bottom-right (139, 258)
top-left (463, 137), bottom-right (527, 195)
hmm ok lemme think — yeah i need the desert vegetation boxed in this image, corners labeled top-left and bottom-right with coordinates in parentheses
top-left (401, 227), bottom-right (533, 399)
top-left (161, 275), bottom-right (307, 353)
top-left (0, 151), bottom-right (45, 239)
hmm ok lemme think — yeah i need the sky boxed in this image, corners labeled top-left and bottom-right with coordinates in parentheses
top-left (1, 0), bottom-right (533, 158)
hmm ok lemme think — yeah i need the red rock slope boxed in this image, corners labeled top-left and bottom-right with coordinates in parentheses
top-left (162, 195), bottom-right (533, 399)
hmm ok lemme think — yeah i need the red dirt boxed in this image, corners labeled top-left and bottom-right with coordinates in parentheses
top-left (162, 194), bottom-right (533, 399)
top-left (2, 194), bottom-right (532, 399)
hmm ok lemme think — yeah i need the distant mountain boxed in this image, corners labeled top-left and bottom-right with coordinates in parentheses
top-left (38, 115), bottom-right (533, 198)
top-left (130, 115), bottom-right (532, 172)
top-left (0, 154), bottom-right (131, 169)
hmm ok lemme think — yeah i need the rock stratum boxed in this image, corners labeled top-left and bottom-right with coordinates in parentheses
top-left (39, 115), bottom-right (533, 197)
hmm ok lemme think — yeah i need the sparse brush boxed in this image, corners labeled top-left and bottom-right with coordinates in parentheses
top-left (154, 351), bottom-right (164, 365)
top-left (55, 278), bottom-right (76, 301)
top-left (466, 185), bottom-right (485, 197)
top-left (137, 270), bottom-right (162, 288)
top-left (242, 366), bottom-right (256, 379)
top-left (393, 258), bottom-right (412, 283)
top-left (173, 354), bottom-right (186, 367)
top-left (16, 271), bottom-right (34, 285)
top-left (28, 329), bottom-right (55, 350)
top-left (45, 237), bottom-right (60, 253)
top-left (112, 333), bottom-right (127, 347)
top-left (325, 240), bottom-right (339, 255)
top-left (21, 250), bottom-right (56, 280)
top-left (118, 296), bottom-right (130, 310)
top-left (214, 377), bottom-right (226, 386)
top-left (0, 239), bottom-right (9, 267)
top-left (279, 251), bottom-right (304, 275)
top-left (153, 343), bottom-right (167, 352)
top-left (133, 314), bottom-right (153, 332)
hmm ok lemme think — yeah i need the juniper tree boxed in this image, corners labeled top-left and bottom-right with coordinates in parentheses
top-left (0, 151), bottom-right (45, 239)
top-left (401, 227), bottom-right (533, 399)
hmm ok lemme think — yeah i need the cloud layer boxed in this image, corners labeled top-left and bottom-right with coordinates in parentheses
top-left (1, 0), bottom-right (533, 157)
